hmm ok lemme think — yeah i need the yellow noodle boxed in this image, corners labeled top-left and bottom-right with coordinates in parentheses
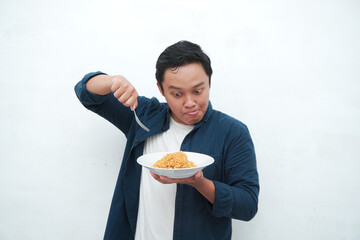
top-left (152, 151), bottom-right (196, 169)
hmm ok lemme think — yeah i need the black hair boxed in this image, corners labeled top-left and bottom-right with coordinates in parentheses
top-left (155, 40), bottom-right (212, 91)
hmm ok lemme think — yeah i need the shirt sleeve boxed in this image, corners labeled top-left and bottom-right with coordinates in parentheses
top-left (74, 71), bottom-right (133, 135)
top-left (211, 124), bottom-right (259, 221)
top-left (74, 71), bottom-right (109, 105)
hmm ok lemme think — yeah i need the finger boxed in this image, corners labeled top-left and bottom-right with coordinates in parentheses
top-left (150, 172), bottom-right (169, 184)
top-left (159, 175), bottom-right (182, 184)
top-left (194, 171), bottom-right (202, 179)
top-left (113, 87), bottom-right (125, 99)
top-left (117, 89), bottom-right (133, 103)
top-left (131, 100), bottom-right (138, 110)
top-left (150, 172), bottom-right (159, 179)
top-left (159, 175), bottom-right (171, 182)
top-left (110, 77), bottom-right (123, 93)
top-left (123, 95), bottom-right (138, 108)
top-left (161, 172), bottom-right (202, 185)
top-left (110, 82), bottom-right (119, 93)
top-left (113, 87), bottom-right (138, 107)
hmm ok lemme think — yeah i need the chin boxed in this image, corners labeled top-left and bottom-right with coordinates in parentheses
top-left (185, 118), bottom-right (202, 125)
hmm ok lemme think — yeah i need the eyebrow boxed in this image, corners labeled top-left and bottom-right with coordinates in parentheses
top-left (168, 82), bottom-right (205, 90)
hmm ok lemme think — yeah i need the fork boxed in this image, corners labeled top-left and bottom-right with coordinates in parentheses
top-left (132, 108), bottom-right (150, 132)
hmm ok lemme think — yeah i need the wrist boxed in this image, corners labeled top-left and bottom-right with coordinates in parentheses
top-left (194, 177), bottom-right (215, 204)
top-left (193, 176), bottom-right (210, 190)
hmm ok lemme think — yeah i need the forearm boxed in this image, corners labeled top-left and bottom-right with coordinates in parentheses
top-left (193, 176), bottom-right (215, 204)
top-left (85, 74), bottom-right (113, 95)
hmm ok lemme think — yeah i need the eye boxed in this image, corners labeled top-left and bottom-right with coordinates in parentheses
top-left (172, 92), bottom-right (182, 97)
top-left (194, 88), bottom-right (203, 94)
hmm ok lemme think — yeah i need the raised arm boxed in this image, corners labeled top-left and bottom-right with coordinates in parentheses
top-left (86, 74), bottom-right (139, 108)
top-left (75, 72), bottom-right (143, 135)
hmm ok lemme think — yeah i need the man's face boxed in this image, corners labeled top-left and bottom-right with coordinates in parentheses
top-left (157, 62), bottom-right (210, 125)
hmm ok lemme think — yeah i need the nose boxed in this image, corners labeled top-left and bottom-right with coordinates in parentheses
top-left (184, 95), bottom-right (196, 108)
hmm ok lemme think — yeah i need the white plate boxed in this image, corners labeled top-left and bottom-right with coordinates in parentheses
top-left (137, 151), bottom-right (214, 179)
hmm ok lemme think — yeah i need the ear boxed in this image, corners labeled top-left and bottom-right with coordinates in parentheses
top-left (157, 82), bottom-right (165, 96)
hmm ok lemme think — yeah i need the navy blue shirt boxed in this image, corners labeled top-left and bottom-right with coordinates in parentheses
top-left (75, 72), bottom-right (259, 240)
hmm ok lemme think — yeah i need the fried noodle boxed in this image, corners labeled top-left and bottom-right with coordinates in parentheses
top-left (152, 151), bottom-right (196, 169)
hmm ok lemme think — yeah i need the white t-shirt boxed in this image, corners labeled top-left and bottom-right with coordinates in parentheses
top-left (135, 116), bottom-right (194, 240)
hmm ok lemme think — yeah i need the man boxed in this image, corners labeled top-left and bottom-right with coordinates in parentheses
top-left (75, 40), bottom-right (259, 240)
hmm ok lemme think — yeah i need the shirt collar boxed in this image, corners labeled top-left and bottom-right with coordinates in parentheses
top-left (202, 101), bottom-right (213, 122)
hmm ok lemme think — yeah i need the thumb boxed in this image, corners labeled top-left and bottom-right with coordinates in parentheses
top-left (131, 101), bottom-right (138, 111)
top-left (195, 171), bottom-right (202, 179)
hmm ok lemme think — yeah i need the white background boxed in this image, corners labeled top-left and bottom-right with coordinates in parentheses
top-left (1, 0), bottom-right (359, 239)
